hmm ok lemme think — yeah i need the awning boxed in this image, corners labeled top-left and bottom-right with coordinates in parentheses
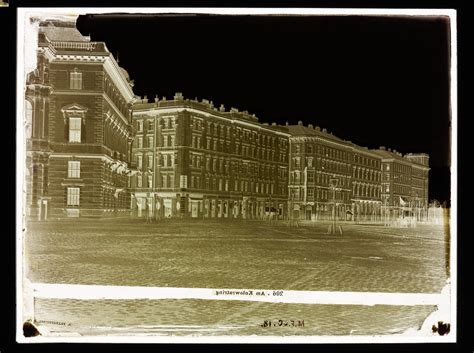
top-left (399, 196), bottom-right (410, 206)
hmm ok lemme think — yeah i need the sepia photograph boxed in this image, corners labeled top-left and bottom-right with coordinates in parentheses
top-left (16, 7), bottom-right (456, 343)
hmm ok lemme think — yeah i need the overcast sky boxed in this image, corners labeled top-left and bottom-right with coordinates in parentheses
top-left (76, 13), bottom-right (452, 201)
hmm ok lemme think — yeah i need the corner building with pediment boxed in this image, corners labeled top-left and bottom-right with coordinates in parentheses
top-left (24, 20), bottom-right (135, 218)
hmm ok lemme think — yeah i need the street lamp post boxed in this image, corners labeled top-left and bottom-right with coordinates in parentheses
top-left (329, 178), bottom-right (342, 235)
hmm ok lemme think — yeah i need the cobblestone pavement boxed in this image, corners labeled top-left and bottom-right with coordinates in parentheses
top-left (24, 219), bottom-right (449, 337)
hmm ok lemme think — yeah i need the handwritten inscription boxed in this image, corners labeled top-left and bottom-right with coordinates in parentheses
top-left (261, 320), bottom-right (305, 328)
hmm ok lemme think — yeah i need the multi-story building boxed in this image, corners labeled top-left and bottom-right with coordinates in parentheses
top-left (24, 20), bottom-right (135, 219)
top-left (350, 146), bottom-right (382, 222)
top-left (372, 147), bottom-right (430, 222)
top-left (130, 93), bottom-right (290, 219)
top-left (24, 21), bottom-right (430, 222)
top-left (405, 153), bottom-right (430, 220)
top-left (287, 122), bottom-right (355, 221)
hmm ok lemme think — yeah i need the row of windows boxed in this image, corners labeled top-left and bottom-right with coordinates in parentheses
top-left (135, 173), bottom-right (284, 195)
top-left (352, 183), bottom-right (381, 198)
top-left (353, 167), bottom-right (381, 182)
top-left (290, 188), bottom-right (351, 202)
top-left (290, 172), bottom-right (351, 187)
top-left (136, 117), bottom-right (176, 132)
top-left (134, 134), bottom-right (175, 149)
top-left (354, 155), bottom-right (380, 168)
top-left (292, 144), bottom-right (351, 160)
top-left (135, 154), bottom-right (176, 169)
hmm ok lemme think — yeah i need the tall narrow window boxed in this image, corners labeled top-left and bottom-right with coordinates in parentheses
top-left (68, 161), bottom-right (81, 178)
top-left (70, 70), bottom-right (82, 90)
top-left (147, 155), bottom-right (153, 169)
top-left (137, 155), bottom-right (143, 169)
top-left (137, 137), bottom-right (143, 149)
top-left (148, 136), bottom-right (154, 148)
top-left (137, 176), bottom-right (142, 188)
top-left (163, 135), bottom-right (168, 147)
top-left (67, 187), bottom-right (80, 206)
top-left (69, 117), bottom-right (82, 143)
top-left (170, 136), bottom-right (175, 146)
top-left (148, 175), bottom-right (153, 188)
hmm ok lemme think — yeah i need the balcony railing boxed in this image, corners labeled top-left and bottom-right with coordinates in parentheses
top-left (50, 41), bottom-right (107, 53)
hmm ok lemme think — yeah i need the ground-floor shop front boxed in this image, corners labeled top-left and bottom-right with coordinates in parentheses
top-left (132, 192), bottom-right (287, 220)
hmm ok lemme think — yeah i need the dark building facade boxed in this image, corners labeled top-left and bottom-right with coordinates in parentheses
top-left (286, 123), bottom-right (383, 222)
top-left (24, 20), bottom-right (135, 219)
top-left (130, 94), bottom-right (290, 219)
top-left (23, 21), bottom-right (430, 222)
top-left (372, 148), bottom-right (430, 223)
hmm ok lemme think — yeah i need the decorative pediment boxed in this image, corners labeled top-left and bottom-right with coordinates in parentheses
top-left (61, 103), bottom-right (88, 122)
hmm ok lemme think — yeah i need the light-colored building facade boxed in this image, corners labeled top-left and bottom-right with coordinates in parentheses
top-left (24, 20), bottom-right (135, 219)
top-left (130, 93), bottom-right (290, 219)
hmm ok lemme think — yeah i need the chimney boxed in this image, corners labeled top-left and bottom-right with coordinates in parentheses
top-left (380, 146), bottom-right (386, 150)
top-left (154, 95), bottom-right (159, 103)
top-left (174, 92), bottom-right (183, 100)
top-left (272, 122), bottom-right (277, 126)
top-left (162, 96), bottom-right (166, 101)
top-left (322, 128), bottom-right (327, 133)
top-left (219, 104), bottom-right (225, 112)
top-left (209, 101), bottom-right (214, 108)
top-left (315, 126), bottom-right (321, 131)
top-left (308, 124), bottom-right (313, 129)
top-left (298, 120), bottom-right (303, 126)
top-left (285, 121), bottom-right (289, 126)
top-left (143, 95), bottom-right (148, 103)
top-left (388, 148), bottom-right (391, 152)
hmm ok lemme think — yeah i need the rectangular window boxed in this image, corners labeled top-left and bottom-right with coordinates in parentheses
top-left (307, 172), bottom-right (314, 183)
top-left (148, 175), bottom-right (153, 188)
top-left (170, 136), bottom-right (175, 146)
top-left (68, 161), bottom-right (80, 178)
top-left (70, 71), bottom-right (82, 90)
top-left (307, 188), bottom-right (314, 198)
top-left (137, 137), bottom-right (143, 149)
top-left (137, 120), bottom-right (143, 132)
top-left (180, 175), bottom-right (188, 188)
top-left (162, 175), bottom-right (167, 188)
top-left (137, 175), bottom-right (143, 188)
top-left (163, 135), bottom-right (168, 147)
top-left (69, 117), bottom-right (82, 143)
top-left (67, 187), bottom-right (80, 206)
top-left (137, 155), bottom-right (143, 169)
top-left (148, 136), bottom-right (154, 148)
top-left (148, 155), bottom-right (153, 169)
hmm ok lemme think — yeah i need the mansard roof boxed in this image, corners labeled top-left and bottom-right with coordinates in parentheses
top-left (40, 21), bottom-right (90, 42)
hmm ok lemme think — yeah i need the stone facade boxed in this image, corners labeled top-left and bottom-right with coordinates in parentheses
top-left (131, 94), bottom-right (289, 219)
top-left (24, 20), bottom-right (135, 219)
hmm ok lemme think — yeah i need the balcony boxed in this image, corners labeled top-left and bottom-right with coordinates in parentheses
top-left (50, 41), bottom-right (108, 54)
